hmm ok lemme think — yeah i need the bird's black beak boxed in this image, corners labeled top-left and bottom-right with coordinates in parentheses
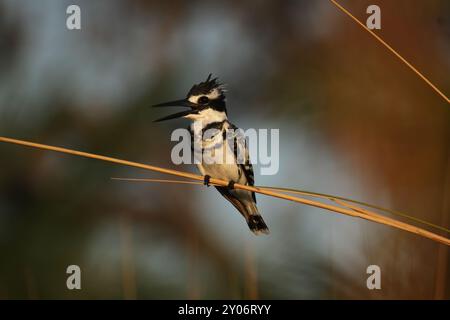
top-left (152, 99), bottom-right (196, 108)
top-left (152, 98), bottom-right (199, 122)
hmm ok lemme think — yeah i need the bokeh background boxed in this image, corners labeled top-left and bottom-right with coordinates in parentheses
top-left (0, 0), bottom-right (449, 299)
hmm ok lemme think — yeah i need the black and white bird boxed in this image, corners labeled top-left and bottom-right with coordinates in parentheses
top-left (153, 74), bottom-right (269, 235)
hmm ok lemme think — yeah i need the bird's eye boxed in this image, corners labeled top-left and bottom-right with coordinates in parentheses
top-left (198, 96), bottom-right (209, 104)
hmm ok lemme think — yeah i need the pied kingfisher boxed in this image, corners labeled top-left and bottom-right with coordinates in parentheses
top-left (153, 74), bottom-right (269, 235)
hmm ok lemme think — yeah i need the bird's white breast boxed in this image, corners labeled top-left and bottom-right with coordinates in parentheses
top-left (191, 115), bottom-right (244, 183)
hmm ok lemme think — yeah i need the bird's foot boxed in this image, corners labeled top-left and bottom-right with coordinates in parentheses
top-left (227, 180), bottom-right (235, 190)
top-left (203, 175), bottom-right (211, 187)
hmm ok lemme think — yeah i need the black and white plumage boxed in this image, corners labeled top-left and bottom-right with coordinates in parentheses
top-left (153, 75), bottom-right (269, 235)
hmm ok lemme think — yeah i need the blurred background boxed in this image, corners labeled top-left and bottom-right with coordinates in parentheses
top-left (0, 0), bottom-right (449, 299)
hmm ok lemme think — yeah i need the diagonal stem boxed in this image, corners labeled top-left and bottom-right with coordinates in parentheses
top-left (1, 136), bottom-right (449, 246)
top-left (110, 177), bottom-right (450, 234)
top-left (329, 0), bottom-right (450, 104)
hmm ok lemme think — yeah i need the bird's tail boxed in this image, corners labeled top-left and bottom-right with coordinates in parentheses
top-left (245, 203), bottom-right (270, 235)
top-left (215, 186), bottom-right (269, 235)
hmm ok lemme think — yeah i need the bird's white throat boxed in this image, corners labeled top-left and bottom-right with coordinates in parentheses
top-left (186, 108), bottom-right (227, 130)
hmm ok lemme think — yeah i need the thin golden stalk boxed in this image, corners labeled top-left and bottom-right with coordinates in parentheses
top-left (1, 136), bottom-right (449, 246)
top-left (111, 178), bottom-right (212, 186)
top-left (263, 187), bottom-right (450, 234)
top-left (329, 0), bottom-right (450, 104)
top-left (111, 178), bottom-right (450, 234)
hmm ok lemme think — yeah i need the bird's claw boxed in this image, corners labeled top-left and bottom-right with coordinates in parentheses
top-left (227, 181), bottom-right (235, 190)
top-left (203, 175), bottom-right (211, 187)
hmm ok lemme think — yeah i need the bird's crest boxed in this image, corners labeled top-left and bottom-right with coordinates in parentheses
top-left (187, 74), bottom-right (226, 97)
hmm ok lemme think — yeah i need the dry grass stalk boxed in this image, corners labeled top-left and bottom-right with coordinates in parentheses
top-left (1, 136), bottom-right (448, 246)
top-left (111, 178), bottom-right (450, 234)
top-left (329, 0), bottom-right (450, 104)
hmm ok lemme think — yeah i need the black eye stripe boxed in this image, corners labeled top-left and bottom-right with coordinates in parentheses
top-left (198, 96), bottom-right (209, 104)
